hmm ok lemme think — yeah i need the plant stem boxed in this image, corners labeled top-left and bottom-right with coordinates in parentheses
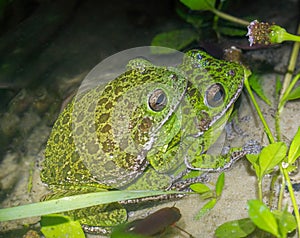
top-left (258, 179), bottom-right (263, 202)
top-left (275, 111), bottom-right (281, 142)
top-left (282, 32), bottom-right (300, 42)
top-left (279, 23), bottom-right (300, 104)
top-left (278, 73), bottom-right (300, 112)
top-left (277, 167), bottom-right (285, 211)
top-left (244, 78), bottom-right (275, 144)
top-left (210, 8), bottom-right (250, 26)
top-left (282, 167), bottom-right (300, 235)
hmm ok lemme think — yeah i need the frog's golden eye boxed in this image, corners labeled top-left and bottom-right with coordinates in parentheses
top-left (148, 89), bottom-right (168, 111)
top-left (205, 83), bottom-right (225, 107)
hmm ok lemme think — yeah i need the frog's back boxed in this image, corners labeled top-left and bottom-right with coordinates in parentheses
top-left (42, 64), bottom-right (187, 189)
top-left (41, 98), bottom-right (95, 187)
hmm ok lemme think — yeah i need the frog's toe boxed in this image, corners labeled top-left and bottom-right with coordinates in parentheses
top-left (242, 139), bottom-right (262, 154)
top-left (169, 173), bottom-right (210, 191)
top-left (82, 224), bottom-right (111, 235)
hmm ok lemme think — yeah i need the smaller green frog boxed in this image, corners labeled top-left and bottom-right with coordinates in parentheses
top-left (41, 49), bottom-right (252, 233)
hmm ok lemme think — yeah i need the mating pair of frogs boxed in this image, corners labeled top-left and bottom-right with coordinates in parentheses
top-left (41, 49), bottom-right (253, 233)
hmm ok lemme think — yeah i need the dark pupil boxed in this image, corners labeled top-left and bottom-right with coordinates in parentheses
top-left (157, 94), bottom-right (165, 105)
top-left (214, 90), bottom-right (223, 102)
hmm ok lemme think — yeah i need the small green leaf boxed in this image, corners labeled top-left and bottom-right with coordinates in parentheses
top-left (259, 142), bottom-right (287, 178)
top-left (215, 218), bottom-right (256, 238)
top-left (246, 154), bottom-right (260, 178)
top-left (246, 154), bottom-right (259, 165)
top-left (175, 7), bottom-right (204, 29)
top-left (41, 214), bottom-right (85, 238)
top-left (195, 198), bottom-right (217, 220)
top-left (286, 86), bottom-right (300, 101)
top-left (190, 183), bottom-right (211, 194)
top-left (180, 0), bottom-right (215, 11)
top-left (151, 29), bottom-right (198, 53)
top-left (272, 208), bottom-right (297, 236)
top-left (247, 200), bottom-right (278, 236)
top-left (248, 74), bottom-right (271, 106)
top-left (215, 172), bottom-right (225, 197)
top-left (190, 183), bottom-right (213, 199)
top-left (287, 127), bottom-right (300, 164)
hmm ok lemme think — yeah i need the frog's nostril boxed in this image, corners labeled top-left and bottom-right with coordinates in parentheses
top-left (227, 69), bottom-right (236, 77)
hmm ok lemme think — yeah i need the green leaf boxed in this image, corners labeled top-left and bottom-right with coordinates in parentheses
top-left (175, 7), bottom-right (204, 29)
top-left (287, 127), bottom-right (300, 164)
top-left (272, 208), bottom-right (297, 236)
top-left (247, 200), bottom-right (278, 236)
top-left (0, 190), bottom-right (183, 222)
top-left (151, 29), bottom-right (198, 53)
top-left (248, 74), bottom-right (271, 106)
top-left (286, 86), bottom-right (300, 100)
top-left (215, 172), bottom-right (225, 197)
top-left (215, 218), bottom-right (256, 238)
top-left (180, 0), bottom-right (215, 11)
top-left (41, 214), bottom-right (85, 238)
top-left (195, 198), bottom-right (217, 220)
top-left (246, 154), bottom-right (260, 178)
top-left (259, 142), bottom-right (287, 178)
top-left (190, 183), bottom-right (211, 194)
top-left (246, 154), bottom-right (259, 165)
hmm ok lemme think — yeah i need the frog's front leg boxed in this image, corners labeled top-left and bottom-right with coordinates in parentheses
top-left (185, 139), bottom-right (262, 171)
top-left (185, 148), bottom-right (246, 172)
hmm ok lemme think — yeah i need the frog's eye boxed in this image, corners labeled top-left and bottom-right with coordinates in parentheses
top-left (205, 83), bottom-right (225, 107)
top-left (148, 89), bottom-right (168, 111)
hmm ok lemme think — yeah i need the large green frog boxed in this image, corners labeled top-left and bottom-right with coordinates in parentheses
top-left (41, 49), bottom-right (250, 233)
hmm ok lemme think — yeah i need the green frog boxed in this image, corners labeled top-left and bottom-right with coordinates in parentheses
top-left (41, 49), bottom-right (250, 233)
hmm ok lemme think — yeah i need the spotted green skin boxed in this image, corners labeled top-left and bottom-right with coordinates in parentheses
top-left (41, 50), bottom-right (247, 230)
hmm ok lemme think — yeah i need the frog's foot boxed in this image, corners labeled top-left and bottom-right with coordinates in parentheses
top-left (185, 140), bottom-right (262, 171)
top-left (185, 150), bottom-right (247, 172)
top-left (242, 139), bottom-right (262, 155)
top-left (120, 193), bottom-right (186, 206)
top-left (82, 225), bottom-right (111, 235)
